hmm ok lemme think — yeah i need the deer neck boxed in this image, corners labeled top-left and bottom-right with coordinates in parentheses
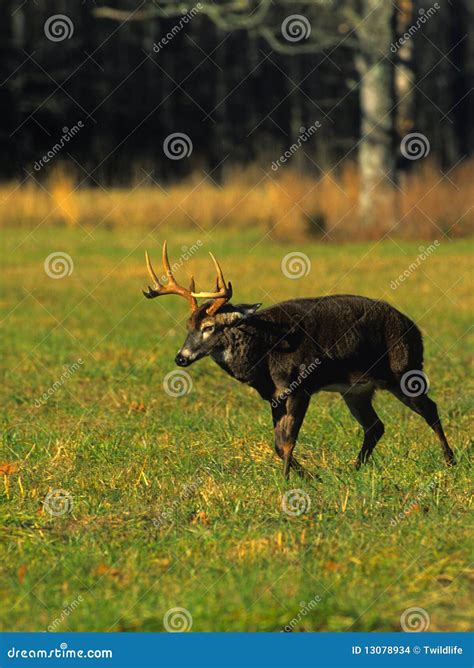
top-left (210, 325), bottom-right (262, 383)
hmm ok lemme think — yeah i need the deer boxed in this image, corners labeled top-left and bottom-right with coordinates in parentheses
top-left (143, 242), bottom-right (455, 479)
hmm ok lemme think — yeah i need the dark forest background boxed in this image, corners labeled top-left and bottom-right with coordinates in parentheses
top-left (0, 0), bottom-right (472, 187)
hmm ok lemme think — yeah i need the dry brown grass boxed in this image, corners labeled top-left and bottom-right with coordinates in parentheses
top-left (1, 160), bottom-right (472, 240)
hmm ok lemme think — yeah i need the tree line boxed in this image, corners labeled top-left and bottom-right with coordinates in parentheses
top-left (0, 0), bottom-right (471, 221)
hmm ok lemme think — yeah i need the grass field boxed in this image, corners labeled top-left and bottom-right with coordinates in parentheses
top-left (1, 224), bottom-right (472, 632)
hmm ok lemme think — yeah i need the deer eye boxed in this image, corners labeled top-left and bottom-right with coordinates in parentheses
top-left (202, 325), bottom-right (214, 334)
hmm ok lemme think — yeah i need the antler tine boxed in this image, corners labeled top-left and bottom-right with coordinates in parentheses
top-left (161, 240), bottom-right (176, 286)
top-left (191, 252), bottom-right (232, 300)
top-left (188, 251), bottom-right (233, 316)
top-left (143, 249), bottom-right (163, 298)
top-left (142, 242), bottom-right (197, 310)
top-left (210, 252), bottom-right (225, 289)
top-left (145, 249), bottom-right (162, 288)
top-left (143, 244), bottom-right (231, 313)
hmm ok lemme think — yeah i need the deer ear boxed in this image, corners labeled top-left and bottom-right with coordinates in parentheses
top-left (237, 303), bottom-right (262, 318)
top-left (220, 303), bottom-right (262, 327)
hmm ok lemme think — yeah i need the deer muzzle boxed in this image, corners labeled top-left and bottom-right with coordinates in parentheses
top-left (175, 351), bottom-right (192, 367)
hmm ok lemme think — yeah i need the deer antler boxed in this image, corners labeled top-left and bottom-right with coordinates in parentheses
top-left (191, 252), bottom-right (233, 316)
top-left (143, 241), bottom-right (198, 311)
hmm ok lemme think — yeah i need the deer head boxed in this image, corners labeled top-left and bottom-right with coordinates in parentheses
top-left (143, 242), bottom-right (261, 366)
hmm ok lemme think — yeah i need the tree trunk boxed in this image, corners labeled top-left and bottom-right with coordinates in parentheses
top-left (288, 57), bottom-right (305, 172)
top-left (10, 2), bottom-right (27, 174)
top-left (355, 1), bottom-right (397, 226)
top-left (395, 0), bottom-right (415, 142)
top-left (212, 28), bottom-right (231, 183)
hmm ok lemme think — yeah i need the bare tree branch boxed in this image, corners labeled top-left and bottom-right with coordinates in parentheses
top-left (94, 0), bottom-right (360, 54)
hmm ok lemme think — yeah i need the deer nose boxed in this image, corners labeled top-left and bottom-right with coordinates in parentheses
top-left (175, 352), bottom-right (190, 367)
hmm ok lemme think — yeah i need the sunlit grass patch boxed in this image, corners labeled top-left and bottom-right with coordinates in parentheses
top-left (1, 161), bottom-right (473, 240)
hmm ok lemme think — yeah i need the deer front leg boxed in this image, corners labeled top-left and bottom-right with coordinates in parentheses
top-left (271, 393), bottom-right (310, 479)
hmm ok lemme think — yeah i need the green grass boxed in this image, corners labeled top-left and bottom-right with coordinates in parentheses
top-left (1, 225), bottom-right (472, 632)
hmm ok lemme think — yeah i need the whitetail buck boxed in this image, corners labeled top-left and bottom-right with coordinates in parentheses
top-left (143, 243), bottom-right (455, 478)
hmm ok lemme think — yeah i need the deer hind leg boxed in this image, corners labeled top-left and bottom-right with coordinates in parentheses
top-left (271, 393), bottom-right (310, 479)
top-left (342, 389), bottom-right (385, 469)
top-left (387, 386), bottom-right (456, 466)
